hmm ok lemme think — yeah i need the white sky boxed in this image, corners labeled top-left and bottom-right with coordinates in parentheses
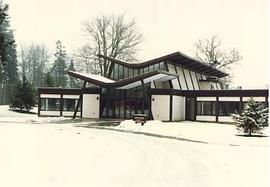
top-left (5, 0), bottom-right (269, 88)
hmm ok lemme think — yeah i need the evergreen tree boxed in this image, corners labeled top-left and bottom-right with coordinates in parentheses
top-left (0, 1), bottom-right (18, 104)
top-left (232, 98), bottom-right (268, 136)
top-left (67, 59), bottom-right (79, 88)
top-left (44, 72), bottom-right (55, 87)
top-left (51, 40), bottom-right (67, 87)
top-left (10, 76), bottom-right (36, 112)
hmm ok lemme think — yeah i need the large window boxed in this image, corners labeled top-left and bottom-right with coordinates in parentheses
top-left (219, 102), bottom-right (240, 116)
top-left (197, 101), bottom-right (216, 115)
top-left (63, 99), bottom-right (80, 112)
top-left (41, 98), bottom-right (60, 111)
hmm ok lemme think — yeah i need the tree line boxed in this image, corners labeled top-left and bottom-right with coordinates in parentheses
top-left (1, 0), bottom-right (242, 108)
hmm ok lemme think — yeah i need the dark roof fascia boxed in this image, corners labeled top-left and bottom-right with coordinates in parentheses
top-left (98, 52), bottom-right (228, 78)
top-left (113, 70), bottom-right (178, 88)
top-left (67, 70), bottom-right (178, 89)
top-left (38, 87), bottom-right (101, 95)
top-left (150, 88), bottom-right (269, 97)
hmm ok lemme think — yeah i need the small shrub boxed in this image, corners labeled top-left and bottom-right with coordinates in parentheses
top-left (232, 98), bottom-right (268, 136)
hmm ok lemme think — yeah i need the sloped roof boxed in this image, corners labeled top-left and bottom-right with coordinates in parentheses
top-left (98, 52), bottom-right (228, 78)
top-left (67, 70), bottom-right (178, 89)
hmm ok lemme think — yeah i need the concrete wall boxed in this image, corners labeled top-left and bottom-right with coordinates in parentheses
top-left (151, 95), bottom-right (170, 121)
top-left (82, 94), bottom-right (100, 119)
top-left (172, 96), bottom-right (185, 121)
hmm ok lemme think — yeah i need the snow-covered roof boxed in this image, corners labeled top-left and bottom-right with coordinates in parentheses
top-left (67, 70), bottom-right (178, 89)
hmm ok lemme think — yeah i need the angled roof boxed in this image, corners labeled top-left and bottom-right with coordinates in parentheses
top-left (98, 52), bottom-right (228, 78)
top-left (67, 70), bottom-right (178, 89)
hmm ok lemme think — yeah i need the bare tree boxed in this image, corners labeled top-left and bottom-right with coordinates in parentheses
top-left (75, 14), bottom-right (143, 76)
top-left (195, 35), bottom-right (242, 88)
top-left (18, 44), bottom-right (50, 87)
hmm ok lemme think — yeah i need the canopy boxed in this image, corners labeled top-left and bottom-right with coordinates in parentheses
top-left (67, 70), bottom-right (178, 89)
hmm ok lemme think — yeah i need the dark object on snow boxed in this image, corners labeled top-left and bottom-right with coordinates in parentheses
top-left (133, 114), bottom-right (147, 126)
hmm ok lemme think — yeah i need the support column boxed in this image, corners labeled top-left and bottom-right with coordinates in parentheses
top-left (38, 93), bottom-right (41, 117)
top-left (141, 80), bottom-right (145, 114)
top-left (215, 96), bottom-right (219, 122)
top-left (60, 94), bottom-right (63, 116)
top-left (169, 92), bottom-right (173, 121)
top-left (73, 81), bottom-right (87, 119)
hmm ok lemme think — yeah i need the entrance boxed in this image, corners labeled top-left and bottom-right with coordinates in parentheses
top-left (186, 97), bottom-right (196, 121)
top-left (100, 85), bottom-right (151, 119)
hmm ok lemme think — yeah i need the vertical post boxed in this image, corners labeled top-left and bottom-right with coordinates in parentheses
top-left (215, 96), bottom-right (219, 122)
top-left (60, 94), bottom-right (63, 116)
top-left (169, 91), bottom-right (173, 121)
top-left (141, 80), bottom-right (145, 114)
top-left (124, 90), bottom-right (127, 119)
top-left (106, 88), bottom-right (109, 117)
top-left (38, 92), bottom-right (41, 117)
top-left (73, 81), bottom-right (87, 119)
top-left (239, 96), bottom-right (243, 113)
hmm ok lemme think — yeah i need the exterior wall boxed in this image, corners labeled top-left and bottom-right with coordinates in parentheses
top-left (40, 111), bottom-right (61, 116)
top-left (82, 94), bottom-right (100, 119)
top-left (200, 82), bottom-right (212, 90)
top-left (218, 116), bottom-right (234, 123)
top-left (196, 115), bottom-right (216, 122)
top-left (167, 64), bottom-right (180, 89)
top-left (172, 96), bottom-right (185, 121)
top-left (219, 97), bottom-right (240, 101)
top-left (183, 69), bottom-right (193, 90)
top-left (40, 94), bottom-right (60, 98)
top-left (176, 66), bottom-right (188, 90)
top-left (151, 95), bottom-right (170, 121)
top-left (243, 97), bottom-right (266, 102)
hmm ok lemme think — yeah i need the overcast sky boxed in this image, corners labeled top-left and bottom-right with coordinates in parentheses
top-left (5, 0), bottom-right (269, 88)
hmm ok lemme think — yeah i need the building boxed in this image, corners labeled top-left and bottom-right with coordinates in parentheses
top-left (38, 52), bottom-right (268, 123)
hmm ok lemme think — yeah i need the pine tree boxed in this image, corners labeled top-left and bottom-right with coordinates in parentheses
top-left (51, 40), bottom-right (67, 87)
top-left (10, 76), bottom-right (36, 112)
top-left (44, 72), bottom-right (55, 87)
top-left (232, 98), bottom-right (268, 136)
top-left (0, 1), bottom-right (18, 104)
top-left (67, 59), bottom-right (79, 88)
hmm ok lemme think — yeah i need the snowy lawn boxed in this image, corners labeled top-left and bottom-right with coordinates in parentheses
top-left (0, 105), bottom-right (269, 187)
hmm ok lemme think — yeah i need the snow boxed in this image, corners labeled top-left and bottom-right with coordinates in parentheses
top-left (0, 105), bottom-right (269, 187)
top-left (69, 71), bottom-right (115, 83)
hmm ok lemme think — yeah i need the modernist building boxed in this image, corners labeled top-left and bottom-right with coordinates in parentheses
top-left (38, 52), bottom-right (268, 123)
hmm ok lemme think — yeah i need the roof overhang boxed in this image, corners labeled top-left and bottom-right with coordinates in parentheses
top-left (98, 52), bottom-right (228, 78)
top-left (67, 70), bottom-right (178, 89)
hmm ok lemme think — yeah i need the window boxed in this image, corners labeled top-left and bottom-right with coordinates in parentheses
top-left (41, 98), bottom-right (60, 111)
top-left (219, 102), bottom-right (239, 116)
top-left (197, 101), bottom-right (216, 115)
top-left (63, 99), bottom-right (80, 111)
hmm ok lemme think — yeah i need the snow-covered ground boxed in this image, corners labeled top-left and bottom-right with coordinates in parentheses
top-left (0, 105), bottom-right (269, 187)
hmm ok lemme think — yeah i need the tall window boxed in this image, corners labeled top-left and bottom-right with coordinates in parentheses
top-left (219, 102), bottom-right (240, 116)
top-left (41, 98), bottom-right (60, 111)
top-left (197, 101), bottom-right (216, 115)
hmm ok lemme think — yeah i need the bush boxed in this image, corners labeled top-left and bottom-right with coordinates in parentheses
top-left (10, 76), bottom-right (36, 112)
top-left (232, 98), bottom-right (268, 136)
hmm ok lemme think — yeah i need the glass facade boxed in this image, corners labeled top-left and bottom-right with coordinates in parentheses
top-left (219, 102), bottom-right (240, 116)
top-left (100, 84), bottom-right (151, 119)
top-left (110, 62), bottom-right (165, 80)
top-left (196, 101), bottom-right (216, 115)
top-left (40, 98), bottom-right (80, 111)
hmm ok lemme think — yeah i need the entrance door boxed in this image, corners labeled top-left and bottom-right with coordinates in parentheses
top-left (186, 97), bottom-right (196, 121)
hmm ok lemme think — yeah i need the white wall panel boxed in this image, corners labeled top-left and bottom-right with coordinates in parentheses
top-left (190, 71), bottom-right (199, 90)
top-left (176, 66), bottom-right (187, 90)
top-left (219, 97), bottom-right (240, 101)
top-left (183, 68), bottom-right (193, 90)
top-left (218, 116), bottom-right (234, 123)
top-left (172, 96), bottom-right (185, 121)
top-left (82, 94), bottom-right (100, 118)
top-left (151, 95), bottom-right (170, 121)
top-left (40, 111), bottom-right (60, 116)
top-left (40, 94), bottom-right (60, 98)
top-left (63, 95), bottom-right (80, 99)
top-left (197, 97), bottom-right (216, 101)
top-left (196, 115), bottom-right (216, 122)
top-left (167, 64), bottom-right (180, 90)
top-left (243, 97), bottom-right (266, 102)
